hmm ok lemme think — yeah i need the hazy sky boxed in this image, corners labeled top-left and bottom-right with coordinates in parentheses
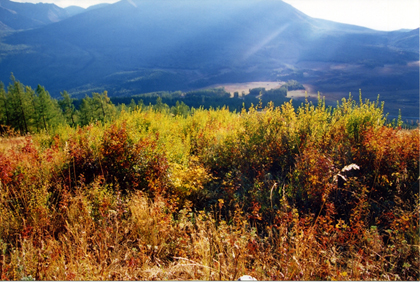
top-left (12, 0), bottom-right (420, 31)
top-left (282, 0), bottom-right (419, 31)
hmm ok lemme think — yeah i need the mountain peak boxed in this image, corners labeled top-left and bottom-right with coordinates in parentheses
top-left (0, 0), bottom-right (70, 29)
top-left (0, 0), bottom-right (418, 116)
top-left (124, 0), bottom-right (138, 8)
top-left (86, 3), bottom-right (110, 11)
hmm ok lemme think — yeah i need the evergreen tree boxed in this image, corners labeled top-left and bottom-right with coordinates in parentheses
top-left (28, 86), bottom-right (41, 132)
top-left (0, 82), bottom-right (8, 128)
top-left (138, 99), bottom-right (144, 110)
top-left (59, 91), bottom-right (77, 126)
top-left (7, 75), bottom-right (34, 133)
top-left (34, 85), bottom-right (64, 132)
top-left (128, 98), bottom-right (137, 112)
top-left (153, 96), bottom-right (169, 113)
top-left (171, 101), bottom-right (190, 117)
top-left (79, 91), bottom-right (116, 126)
top-left (79, 95), bottom-right (94, 126)
top-left (92, 91), bottom-right (117, 122)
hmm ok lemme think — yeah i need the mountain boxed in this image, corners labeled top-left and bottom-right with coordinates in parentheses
top-left (86, 3), bottom-right (110, 11)
top-left (64, 5), bottom-right (85, 17)
top-left (0, 0), bottom-right (70, 30)
top-left (0, 0), bottom-right (418, 117)
top-left (63, 3), bottom-right (111, 18)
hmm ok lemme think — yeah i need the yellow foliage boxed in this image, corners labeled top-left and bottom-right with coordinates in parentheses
top-left (170, 156), bottom-right (212, 197)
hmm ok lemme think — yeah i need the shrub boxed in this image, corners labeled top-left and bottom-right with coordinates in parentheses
top-left (0, 94), bottom-right (418, 280)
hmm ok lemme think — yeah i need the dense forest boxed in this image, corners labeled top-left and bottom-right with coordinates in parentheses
top-left (0, 76), bottom-right (418, 280)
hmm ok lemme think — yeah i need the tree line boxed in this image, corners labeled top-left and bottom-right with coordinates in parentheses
top-left (0, 76), bottom-right (121, 134)
top-left (0, 76), bottom-right (305, 134)
top-left (0, 75), bottom-right (65, 134)
top-left (0, 76), bottom-right (197, 134)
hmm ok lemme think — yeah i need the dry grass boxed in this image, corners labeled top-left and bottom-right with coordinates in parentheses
top-left (3, 189), bottom-right (417, 280)
top-left (0, 136), bottom-right (26, 153)
top-left (0, 99), bottom-right (418, 280)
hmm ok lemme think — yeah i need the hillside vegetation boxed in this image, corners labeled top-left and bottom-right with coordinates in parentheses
top-left (0, 83), bottom-right (418, 280)
top-left (0, 76), bottom-right (299, 133)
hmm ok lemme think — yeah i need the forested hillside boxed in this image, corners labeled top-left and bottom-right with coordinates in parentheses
top-left (0, 80), bottom-right (418, 279)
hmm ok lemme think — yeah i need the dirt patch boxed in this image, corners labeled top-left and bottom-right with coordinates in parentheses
top-left (204, 81), bottom-right (322, 100)
top-left (204, 81), bottom-right (285, 97)
top-left (287, 84), bottom-right (319, 99)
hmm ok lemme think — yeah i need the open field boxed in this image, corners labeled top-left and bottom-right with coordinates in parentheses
top-left (203, 81), bottom-right (285, 97)
top-left (287, 84), bottom-right (319, 99)
top-left (200, 79), bottom-right (418, 121)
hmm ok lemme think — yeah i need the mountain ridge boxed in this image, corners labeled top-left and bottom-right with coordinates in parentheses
top-left (0, 0), bottom-right (70, 30)
top-left (0, 0), bottom-right (418, 118)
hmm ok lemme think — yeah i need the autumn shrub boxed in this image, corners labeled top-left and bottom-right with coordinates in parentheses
top-left (0, 136), bottom-right (67, 244)
top-left (0, 94), bottom-right (418, 280)
top-left (100, 122), bottom-right (170, 195)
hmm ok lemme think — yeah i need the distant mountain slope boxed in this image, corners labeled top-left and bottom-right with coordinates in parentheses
top-left (0, 0), bottom-right (418, 107)
top-left (64, 5), bottom-right (85, 17)
top-left (64, 3), bottom-right (110, 17)
top-left (86, 3), bottom-right (110, 11)
top-left (0, 0), bottom-right (70, 30)
top-left (0, 20), bottom-right (13, 32)
top-left (386, 29), bottom-right (420, 53)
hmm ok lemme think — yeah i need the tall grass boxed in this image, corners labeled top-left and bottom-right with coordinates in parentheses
top-left (0, 95), bottom-right (418, 280)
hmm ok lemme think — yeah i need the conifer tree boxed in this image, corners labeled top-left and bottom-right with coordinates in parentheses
top-left (79, 91), bottom-right (116, 126)
top-left (128, 98), bottom-right (137, 112)
top-left (27, 86), bottom-right (41, 132)
top-left (91, 91), bottom-right (117, 122)
top-left (7, 75), bottom-right (33, 133)
top-left (138, 99), bottom-right (144, 110)
top-left (79, 95), bottom-right (94, 126)
top-left (34, 85), bottom-right (64, 132)
top-left (0, 82), bottom-right (8, 128)
top-left (59, 91), bottom-right (77, 126)
top-left (171, 100), bottom-right (190, 117)
top-left (153, 96), bottom-right (169, 113)
top-left (1, 77), bottom-right (66, 132)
